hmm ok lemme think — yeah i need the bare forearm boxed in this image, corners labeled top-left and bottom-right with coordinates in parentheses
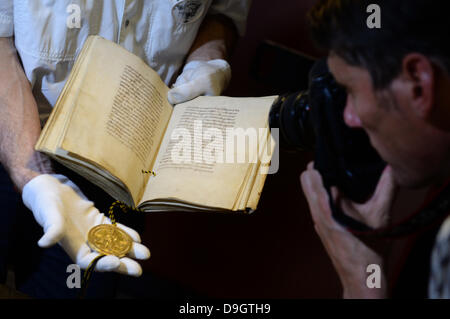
top-left (186, 14), bottom-right (238, 62)
top-left (342, 276), bottom-right (388, 299)
top-left (0, 37), bottom-right (52, 192)
top-left (339, 261), bottom-right (388, 299)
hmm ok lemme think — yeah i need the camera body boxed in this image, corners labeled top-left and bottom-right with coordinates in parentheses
top-left (269, 59), bottom-right (386, 204)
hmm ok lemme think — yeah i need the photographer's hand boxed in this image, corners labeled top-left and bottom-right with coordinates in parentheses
top-left (300, 162), bottom-right (397, 298)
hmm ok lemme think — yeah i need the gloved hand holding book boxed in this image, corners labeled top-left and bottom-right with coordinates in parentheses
top-left (167, 59), bottom-right (231, 104)
top-left (22, 174), bottom-right (151, 277)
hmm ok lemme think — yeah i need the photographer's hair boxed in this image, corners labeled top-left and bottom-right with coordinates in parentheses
top-left (308, 0), bottom-right (450, 89)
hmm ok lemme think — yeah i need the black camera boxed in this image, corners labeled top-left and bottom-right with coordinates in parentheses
top-left (269, 59), bottom-right (386, 210)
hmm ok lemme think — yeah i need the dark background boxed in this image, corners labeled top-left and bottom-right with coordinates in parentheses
top-left (140, 0), bottom-right (431, 298)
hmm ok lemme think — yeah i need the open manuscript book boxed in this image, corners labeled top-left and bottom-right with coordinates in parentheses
top-left (36, 36), bottom-right (277, 213)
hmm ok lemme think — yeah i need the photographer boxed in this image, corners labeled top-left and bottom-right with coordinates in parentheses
top-left (300, 0), bottom-right (450, 298)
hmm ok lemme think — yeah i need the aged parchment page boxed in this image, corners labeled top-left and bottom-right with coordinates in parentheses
top-left (140, 96), bottom-right (276, 210)
top-left (59, 36), bottom-right (173, 205)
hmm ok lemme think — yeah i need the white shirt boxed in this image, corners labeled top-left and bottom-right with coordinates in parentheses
top-left (0, 0), bottom-right (250, 122)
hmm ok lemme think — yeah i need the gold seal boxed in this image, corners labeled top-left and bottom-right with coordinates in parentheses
top-left (87, 224), bottom-right (132, 258)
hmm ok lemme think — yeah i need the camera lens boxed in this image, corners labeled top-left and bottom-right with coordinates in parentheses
top-left (269, 91), bottom-right (315, 151)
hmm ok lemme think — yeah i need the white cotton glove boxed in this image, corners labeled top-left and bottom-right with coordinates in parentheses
top-left (22, 174), bottom-right (150, 277)
top-left (167, 59), bottom-right (231, 105)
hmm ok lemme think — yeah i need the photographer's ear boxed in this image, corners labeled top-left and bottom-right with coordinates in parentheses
top-left (397, 53), bottom-right (435, 119)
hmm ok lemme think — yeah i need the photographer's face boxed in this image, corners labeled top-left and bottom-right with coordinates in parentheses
top-left (328, 53), bottom-right (450, 188)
